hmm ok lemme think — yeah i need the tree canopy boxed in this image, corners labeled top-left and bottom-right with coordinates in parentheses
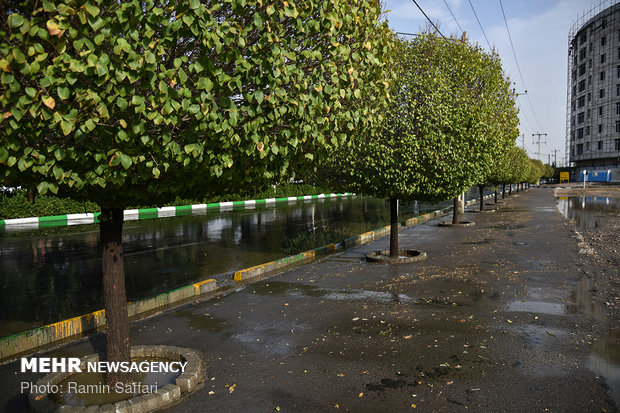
top-left (0, 0), bottom-right (393, 207)
top-left (325, 33), bottom-right (519, 203)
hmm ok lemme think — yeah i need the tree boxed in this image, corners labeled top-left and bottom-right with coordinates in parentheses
top-left (543, 163), bottom-right (555, 182)
top-left (476, 124), bottom-right (519, 210)
top-left (0, 0), bottom-right (392, 383)
top-left (527, 158), bottom-right (545, 185)
top-left (323, 33), bottom-right (518, 257)
top-left (501, 147), bottom-right (530, 195)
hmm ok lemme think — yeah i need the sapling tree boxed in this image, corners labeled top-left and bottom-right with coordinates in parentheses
top-left (0, 0), bottom-right (392, 383)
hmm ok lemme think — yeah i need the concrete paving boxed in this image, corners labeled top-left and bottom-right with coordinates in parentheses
top-left (1, 187), bottom-right (618, 412)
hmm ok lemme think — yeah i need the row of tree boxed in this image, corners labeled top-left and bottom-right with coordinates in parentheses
top-left (0, 1), bottom-right (534, 383)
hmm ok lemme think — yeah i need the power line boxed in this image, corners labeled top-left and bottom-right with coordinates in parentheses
top-left (499, 0), bottom-right (526, 89)
top-left (411, 0), bottom-right (447, 39)
top-left (498, 0), bottom-right (545, 133)
top-left (467, 0), bottom-right (492, 50)
top-left (442, 0), bottom-right (464, 35)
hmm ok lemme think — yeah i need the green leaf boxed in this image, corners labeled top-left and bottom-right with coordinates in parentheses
top-left (57, 86), bottom-right (70, 100)
top-left (152, 167), bottom-right (160, 178)
top-left (53, 165), bottom-right (63, 179)
top-left (60, 120), bottom-right (73, 135)
top-left (189, 0), bottom-right (200, 9)
top-left (42, 0), bottom-right (55, 12)
top-left (255, 91), bottom-right (264, 104)
top-left (197, 77), bottom-right (213, 91)
top-left (37, 181), bottom-right (50, 195)
top-left (84, 3), bottom-right (100, 17)
top-left (54, 148), bottom-right (66, 161)
top-left (66, 72), bottom-right (78, 84)
top-left (119, 153), bottom-right (132, 169)
top-left (8, 14), bottom-right (24, 28)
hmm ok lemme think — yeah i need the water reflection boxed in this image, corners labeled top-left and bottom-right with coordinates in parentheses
top-left (0, 194), bottom-right (466, 337)
top-left (556, 196), bottom-right (620, 231)
top-left (588, 328), bottom-right (620, 406)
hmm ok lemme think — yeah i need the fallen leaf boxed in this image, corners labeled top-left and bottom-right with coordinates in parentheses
top-left (208, 391), bottom-right (215, 395)
top-left (358, 393), bottom-right (364, 398)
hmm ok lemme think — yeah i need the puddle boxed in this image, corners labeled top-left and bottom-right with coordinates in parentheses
top-left (573, 278), bottom-right (608, 322)
top-left (518, 325), bottom-right (565, 350)
top-left (507, 300), bottom-right (566, 315)
top-left (231, 321), bottom-right (310, 356)
top-left (587, 328), bottom-right (620, 406)
top-left (173, 310), bottom-right (228, 332)
top-left (556, 196), bottom-right (620, 231)
top-left (250, 281), bottom-right (417, 304)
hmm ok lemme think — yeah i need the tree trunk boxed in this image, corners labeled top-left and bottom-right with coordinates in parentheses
top-left (389, 197), bottom-right (399, 258)
top-left (478, 185), bottom-right (485, 211)
top-left (100, 207), bottom-right (132, 385)
top-left (502, 184), bottom-right (505, 199)
top-left (27, 189), bottom-right (35, 203)
top-left (494, 188), bottom-right (498, 204)
top-left (452, 196), bottom-right (460, 224)
top-left (509, 184), bottom-right (512, 196)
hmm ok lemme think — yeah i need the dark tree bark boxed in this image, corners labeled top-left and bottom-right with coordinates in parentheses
top-left (494, 188), bottom-right (498, 204)
top-left (100, 207), bottom-right (131, 385)
top-left (27, 189), bottom-right (35, 203)
top-left (502, 184), bottom-right (505, 199)
top-left (509, 184), bottom-right (512, 196)
top-left (390, 197), bottom-right (399, 258)
top-left (452, 196), bottom-right (460, 224)
top-left (478, 185), bottom-right (485, 211)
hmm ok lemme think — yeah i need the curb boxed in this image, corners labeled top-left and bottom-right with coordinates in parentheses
top-left (0, 279), bottom-right (216, 362)
top-left (0, 193), bottom-right (497, 362)
top-left (0, 193), bottom-right (355, 232)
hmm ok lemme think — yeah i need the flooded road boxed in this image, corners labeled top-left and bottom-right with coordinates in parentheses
top-left (0, 193), bottom-right (477, 337)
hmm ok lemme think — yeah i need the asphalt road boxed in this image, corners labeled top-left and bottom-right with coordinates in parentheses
top-left (1, 187), bottom-right (617, 412)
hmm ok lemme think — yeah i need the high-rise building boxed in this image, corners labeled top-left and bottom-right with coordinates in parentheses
top-left (567, 1), bottom-right (620, 181)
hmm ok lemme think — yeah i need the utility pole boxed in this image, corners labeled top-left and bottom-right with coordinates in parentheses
top-left (552, 149), bottom-right (559, 167)
top-left (532, 133), bottom-right (547, 161)
top-left (521, 134), bottom-right (525, 150)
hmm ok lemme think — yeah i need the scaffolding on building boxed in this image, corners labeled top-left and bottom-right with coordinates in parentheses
top-left (567, 0), bottom-right (620, 170)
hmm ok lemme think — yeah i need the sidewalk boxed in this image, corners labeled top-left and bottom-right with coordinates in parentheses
top-left (1, 188), bottom-right (617, 412)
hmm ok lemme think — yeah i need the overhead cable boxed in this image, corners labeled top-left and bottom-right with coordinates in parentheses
top-left (442, 0), bottom-right (465, 35)
top-left (411, 0), bottom-right (447, 39)
top-left (467, 0), bottom-right (492, 50)
top-left (499, 0), bottom-right (545, 132)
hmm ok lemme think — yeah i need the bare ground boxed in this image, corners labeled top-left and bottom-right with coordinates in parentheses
top-left (554, 185), bottom-right (620, 198)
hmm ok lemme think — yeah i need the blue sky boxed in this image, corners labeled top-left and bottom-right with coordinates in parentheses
top-left (382, 0), bottom-right (610, 166)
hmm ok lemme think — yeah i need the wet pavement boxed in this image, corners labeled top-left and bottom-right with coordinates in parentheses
top-left (0, 188), bottom-right (618, 412)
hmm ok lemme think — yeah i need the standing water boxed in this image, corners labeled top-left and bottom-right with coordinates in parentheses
top-left (1, 192), bottom-right (484, 337)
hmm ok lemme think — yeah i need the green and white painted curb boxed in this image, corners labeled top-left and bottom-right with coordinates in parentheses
top-left (0, 193), bottom-right (355, 232)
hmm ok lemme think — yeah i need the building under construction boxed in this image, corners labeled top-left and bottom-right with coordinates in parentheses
top-left (567, 0), bottom-right (620, 181)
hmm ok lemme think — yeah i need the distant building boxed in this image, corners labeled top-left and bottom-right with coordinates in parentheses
top-left (567, 1), bottom-right (620, 182)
